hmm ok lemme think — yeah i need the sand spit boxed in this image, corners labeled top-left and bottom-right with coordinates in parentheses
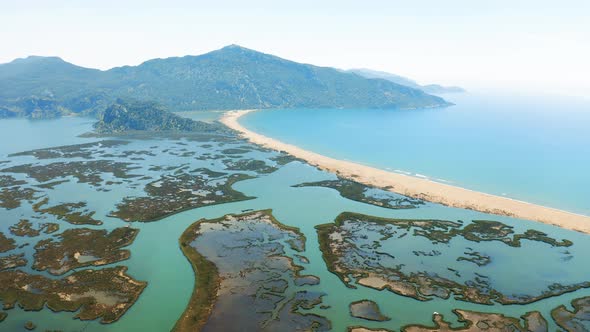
top-left (221, 110), bottom-right (590, 234)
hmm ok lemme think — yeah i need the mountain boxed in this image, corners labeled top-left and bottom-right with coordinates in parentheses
top-left (93, 99), bottom-right (229, 134)
top-left (421, 84), bottom-right (465, 94)
top-left (0, 56), bottom-right (111, 118)
top-left (0, 45), bottom-right (451, 119)
top-left (346, 68), bottom-right (465, 94)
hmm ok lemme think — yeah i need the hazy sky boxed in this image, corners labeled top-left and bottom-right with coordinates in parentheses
top-left (1, 0), bottom-right (589, 96)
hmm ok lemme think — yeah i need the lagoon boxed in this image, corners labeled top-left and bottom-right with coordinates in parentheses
top-left (1, 104), bottom-right (590, 331)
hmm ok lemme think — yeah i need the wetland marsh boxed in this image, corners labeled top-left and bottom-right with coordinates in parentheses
top-left (0, 116), bottom-right (590, 332)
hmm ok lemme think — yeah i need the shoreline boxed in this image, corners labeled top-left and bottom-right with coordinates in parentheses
top-left (220, 109), bottom-right (590, 234)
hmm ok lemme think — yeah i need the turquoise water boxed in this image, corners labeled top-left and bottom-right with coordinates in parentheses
top-left (1, 116), bottom-right (590, 331)
top-left (0, 116), bottom-right (94, 156)
top-left (175, 110), bottom-right (224, 123)
top-left (241, 93), bottom-right (590, 216)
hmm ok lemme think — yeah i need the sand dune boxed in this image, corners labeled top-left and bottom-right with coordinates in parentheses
top-left (221, 110), bottom-right (590, 234)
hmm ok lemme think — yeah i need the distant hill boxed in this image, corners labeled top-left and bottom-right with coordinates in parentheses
top-left (0, 45), bottom-right (451, 119)
top-left (93, 99), bottom-right (229, 134)
top-left (0, 56), bottom-right (110, 118)
top-left (346, 68), bottom-right (465, 94)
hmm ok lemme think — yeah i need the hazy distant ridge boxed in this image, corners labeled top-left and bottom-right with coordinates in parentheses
top-left (346, 68), bottom-right (465, 94)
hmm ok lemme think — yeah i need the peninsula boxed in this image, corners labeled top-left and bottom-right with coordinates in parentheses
top-left (221, 110), bottom-right (590, 234)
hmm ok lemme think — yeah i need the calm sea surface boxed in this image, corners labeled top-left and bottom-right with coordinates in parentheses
top-left (241, 93), bottom-right (590, 215)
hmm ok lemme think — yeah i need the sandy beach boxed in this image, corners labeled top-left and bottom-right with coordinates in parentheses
top-left (221, 110), bottom-right (590, 234)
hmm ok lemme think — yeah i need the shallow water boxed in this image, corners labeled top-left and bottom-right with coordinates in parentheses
top-left (0, 117), bottom-right (589, 331)
top-left (175, 110), bottom-right (224, 123)
top-left (190, 212), bottom-right (330, 331)
top-left (0, 117), bottom-right (95, 156)
top-left (241, 93), bottom-right (590, 215)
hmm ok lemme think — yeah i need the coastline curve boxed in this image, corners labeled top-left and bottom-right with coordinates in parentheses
top-left (220, 109), bottom-right (590, 234)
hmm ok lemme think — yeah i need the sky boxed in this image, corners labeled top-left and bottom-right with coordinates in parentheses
top-left (1, 0), bottom-right (589, 97)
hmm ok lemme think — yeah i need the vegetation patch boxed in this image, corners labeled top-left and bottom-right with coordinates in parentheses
top-left (24, 321), bottom-right (36, 330)
top-left (111, 171), bottom-right (255, 222)
top-left (294, 178), bottom-right (424, 209)
top-left (316, 212), bottom-right (580, 305)
top-left (462, 220), bottom-right (572, 247)
top-left (349, 300), bottom-right (390, 322)
top-left (456, 250), bottom-right (491, 267)
top-left (42, 223), bottom-right (60, 234)
top-left (2, 160), bottom-right (141, 186)
top-left (33, 198), bottom-right (102, 225)
top-left (35, 180), bottom-right (69, 189)
top-left (9, 219), bottom-right (41, 237)
top-left (0, 183), bottom-right (39, 209)
top-left (0, 232), bottom-right (16, 253)
top-left (174, 221), bottom-right (221, 332)
top-left (0, 175), bottom-right (26, 187)
top-left (271, 154), bottom-right (302, 166)
top-left (33, 227), bottom-right (139, 275)
top-left (0, 253), bottom-right (27, 271)
top-left (221, 148), bottom-right (250, 155)
top-left (222, 158), bottom-right (278, 174)
top-left (401, 310), bottom-right (547, 332)
top-left (9, 140), bottom-right (130, 160)
top-left (551, 296), bottom-right (590, 331)
top-left (0, 266), bottom-right (146, 323)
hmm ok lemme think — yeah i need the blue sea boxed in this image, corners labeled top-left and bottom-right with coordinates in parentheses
top-left (241, 93), bottom-right (590, 216)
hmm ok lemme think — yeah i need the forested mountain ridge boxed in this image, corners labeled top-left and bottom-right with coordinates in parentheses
top-left (0, 45), bottom-right (450, 119)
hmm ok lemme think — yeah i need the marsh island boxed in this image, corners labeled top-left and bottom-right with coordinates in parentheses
top-left (316, 212), bottom-right (581, 305)
top-left (176, 210), bottom-right (330, 332)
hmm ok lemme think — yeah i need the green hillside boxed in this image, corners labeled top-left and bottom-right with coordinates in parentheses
top-left (93, 99), bottom-right (229, 134)
top-left (0, 45), bottom-right (450, 119)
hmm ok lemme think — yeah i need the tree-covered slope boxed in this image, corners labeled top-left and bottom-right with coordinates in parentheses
top-left (107, 45), bottom-right (449, 111)
top-left (0, 56), bottom-right (103, 99)
top-left (93, 99), bottom-right (229, 134)
top-left (0, 56), bottom-right (111, 118)
top-left (0, 45), bottom-right (451, 118)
